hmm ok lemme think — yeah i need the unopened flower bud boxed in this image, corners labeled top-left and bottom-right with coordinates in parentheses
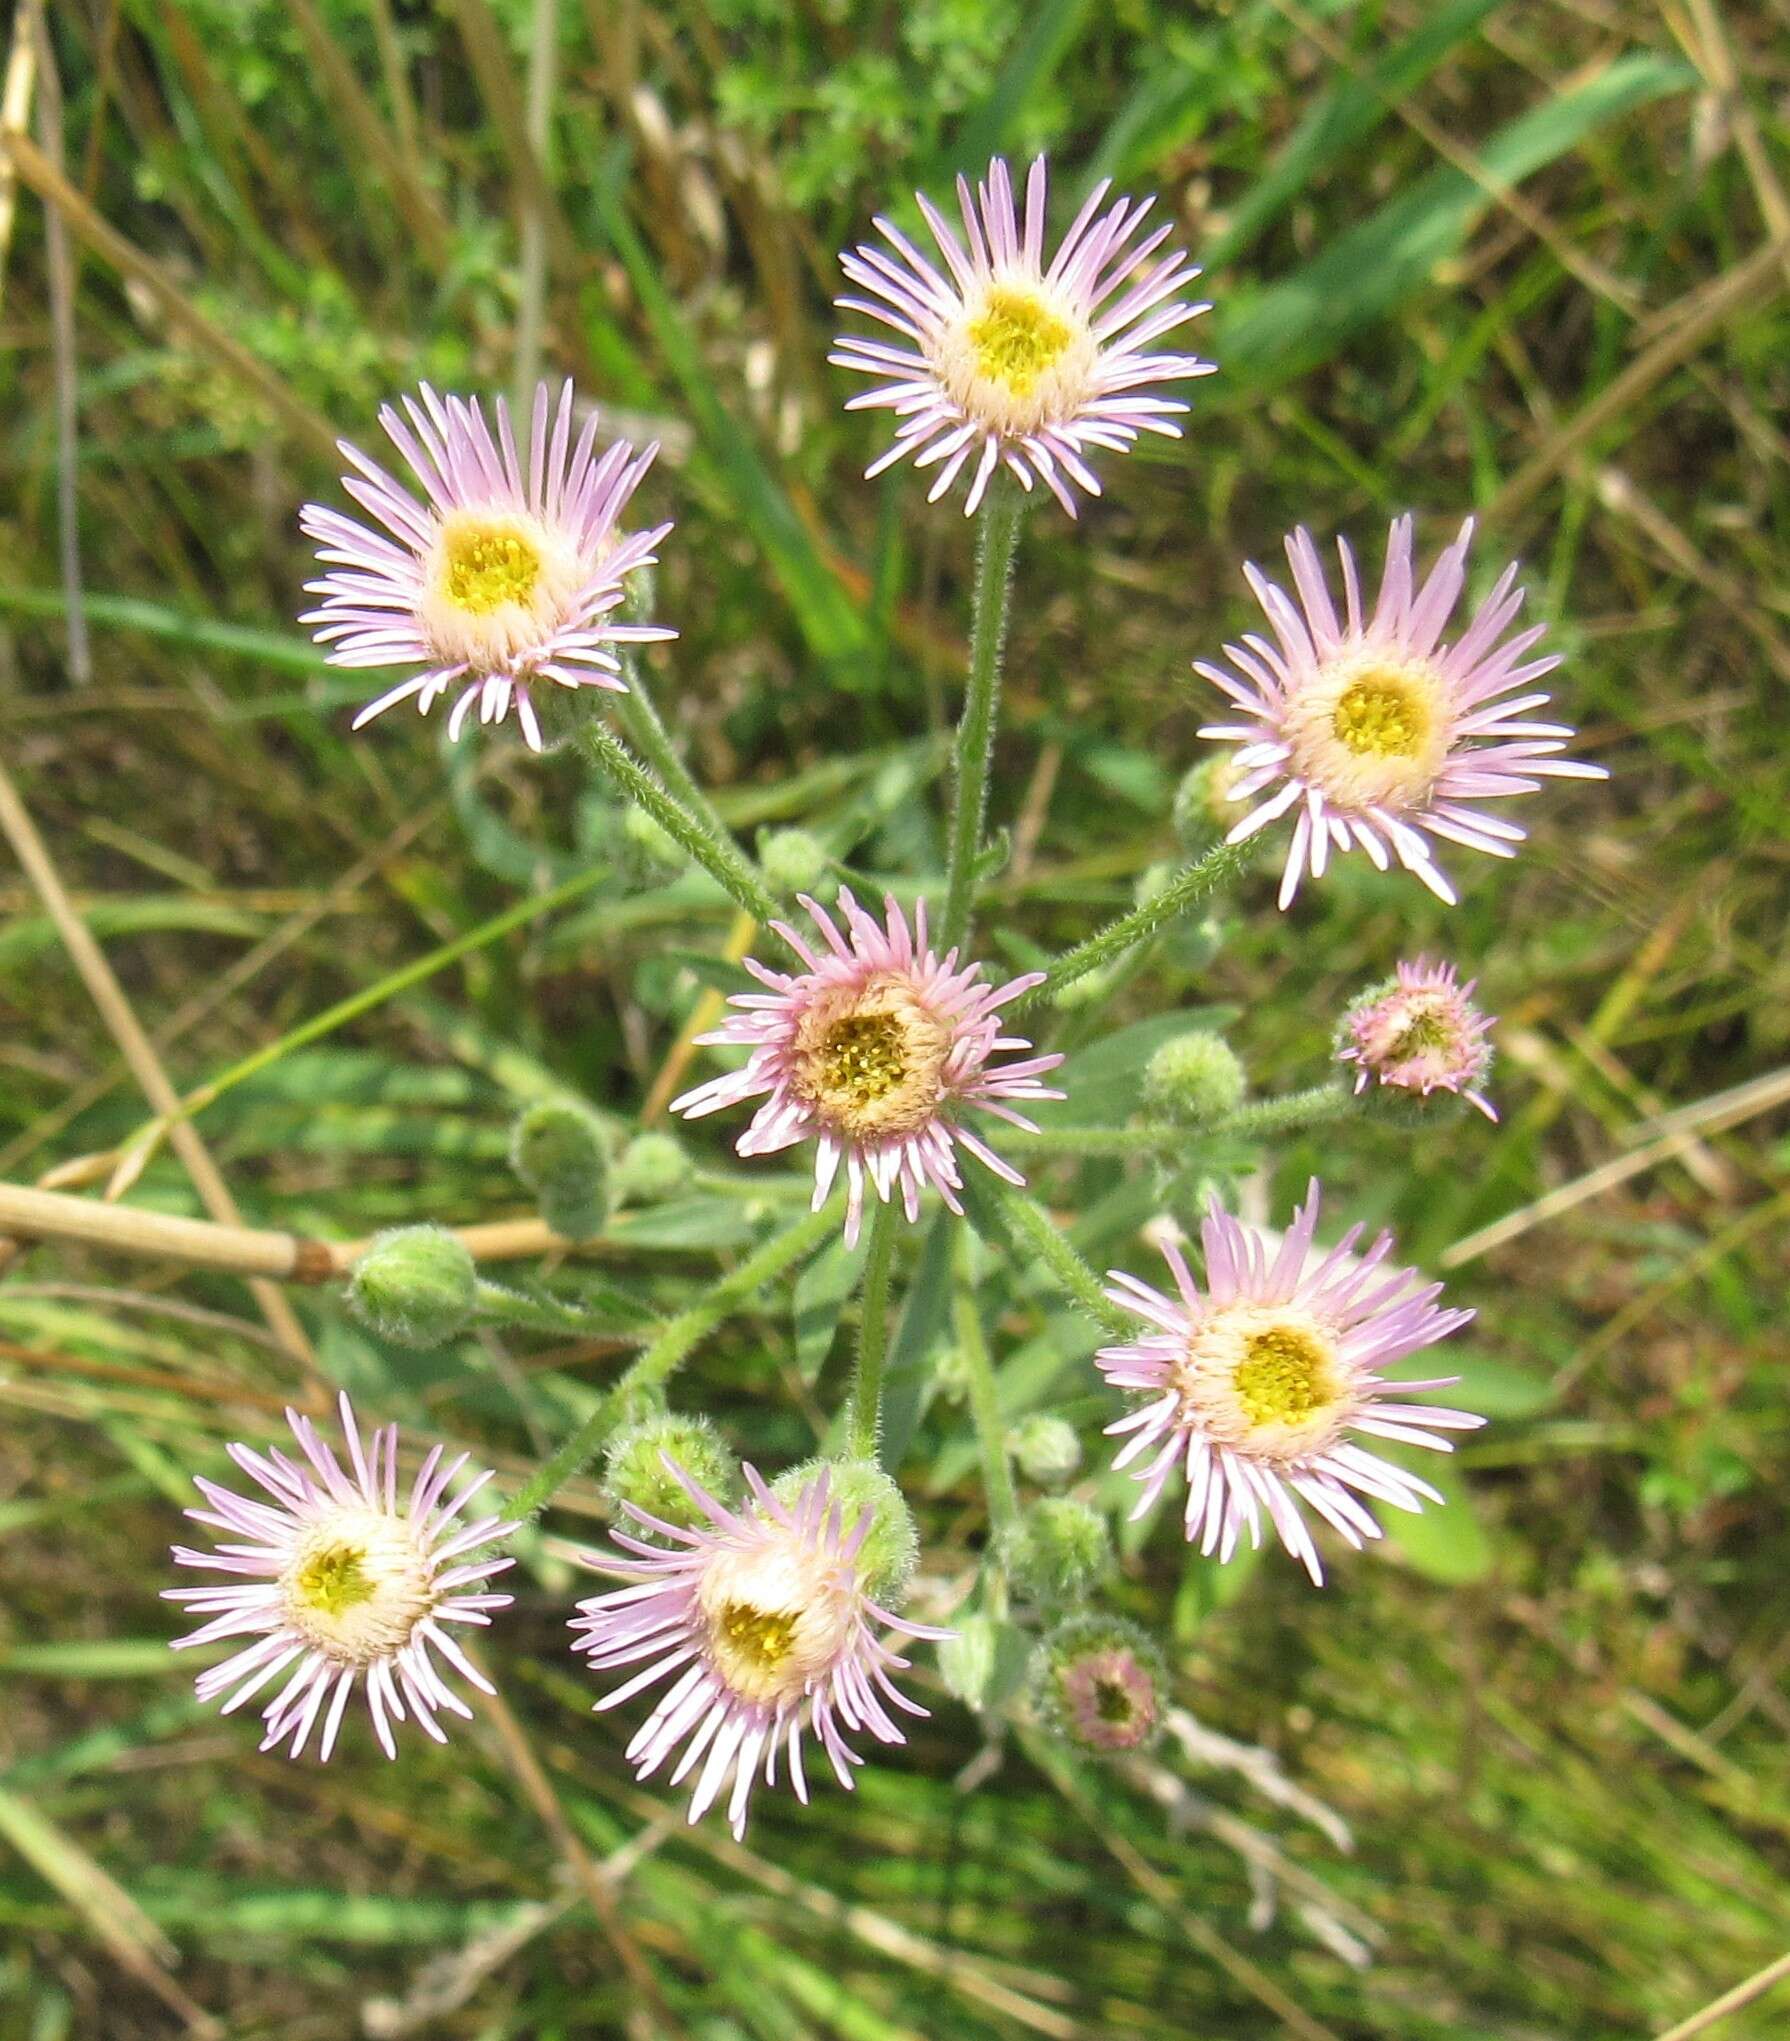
top-left (510, 1100), bottom-right (611, 1240)
top-left (347, 1225), bottom-right (477, 1350)
top-left (1172, 755), bottom-right (1242, 852)
top-left (771, 1456), bottom-right (918, 1604)
top-left (1009, 1415), bottom-right (1082, 1488)
top-left (758, 827), bottom-right (830, 897)
top-left (1143, 1030), bottom-right (1246, 1125)
top-left (1134, 859), bottom-right (1177, 909)
top-left (619, 803), bottom-right (685, 886)
top-left (939, 1612), bottom-right (1000, 1710)
top-left (931, 1343), bottom-right (972, 1405)
top-left (1030, 1614), bottom-right (1166, 1756)
top-left (603, 1414), bottom-right (739, 1545)
top-left (999, 1498), bottom-right (1112, 1604)
top-left (615, 1130), bottom-right (694, 1205)
top-left (1336, 957), bottom-right (1497, 1124)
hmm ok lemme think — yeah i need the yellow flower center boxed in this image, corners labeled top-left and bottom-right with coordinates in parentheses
top-left (791, 974), bottom-right (951, 1142)
top-left (1177, 1301), bottom-right (1351, 1461)
top-left (716, 1600), bottom-right (798, 1677)
top-left (1388, 1003), bottom-right (1454, 1062)
top-left (1281, 648), bottom-right (1451, 814)
top-left (440, 517), bottom-right (544, 616)
top-left (280, 1507), bottom-right (437, 1664)
top-left (1331, 670), bottom-right (1431, 759)
top-left (1093, 1676), bottom-right (1136, 1726)
top-left (292, 1541), bottom-right (375, 1618)
top-left (818, 1012), bottom-right (910, 1111)
top-left (1232, 1325), bottom-right (1334, 1430)
top-left (966, 285), bottom-right (1075, 397)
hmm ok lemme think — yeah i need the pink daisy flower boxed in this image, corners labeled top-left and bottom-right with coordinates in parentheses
top-left (1338, 956), bottom-right (1498, 1121)
top-left (670, 888), bottom-right (1064, 1247)
top-left (570, 1460), bottom-right (950, 1839)
top-left (164, 1392), bottom-right (514, 1760)
top-left (1098, 1183), bottom-right (1483, 1584)
top-left (300, 380), bottom-right (674, 751)
top-left (831, 153), bottom-right (1213, 516)
top-left (1195, 516), bottom-right (1608, 908)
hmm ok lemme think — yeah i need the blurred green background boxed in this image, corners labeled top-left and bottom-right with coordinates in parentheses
top-left (1, 0), bottom-right (1787, 2034)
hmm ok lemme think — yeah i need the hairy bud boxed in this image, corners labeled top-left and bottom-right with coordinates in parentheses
top-left (614, 1130), bottom-right (694, 1205)
top-left (1143, 1030), bottom-right (1246, 1125)
top-left (1009, 1414), bottom-right (1082, 1489)
top-left (602, 1414), bottom-right (740, 1545)
top-left (346, 1225), bottom-right (477, 1350)
top-left (998, 1498), bottom-right (1112, 1604)
top-left (758, 827), bottom-right (830, 897)
top-left (510, 1100), bottom-right (611, 1240)
top-left (771, 1457), bottom-right (919, 1605)
top-left (1030, 1614), bottom-right (1167, 1756)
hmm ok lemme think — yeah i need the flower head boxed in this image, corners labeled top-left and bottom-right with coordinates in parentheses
top-left (1338, 957), bottom-right (1497, 1121)
top-left (300, 381), bottom-right (674, 750)
top-left (1031, 1613), bottom-right (1166, 1756)
top-left (1195, 516), bottom-right (1607, 907)
top-left (832, 154), bottom-right (1212, 516)
top-left (570, 1460), bottom-right (949, 1838)
top-left (164, 1393), bottom-right (513, 1759)
top-left (670, 889), bottom-right (1063, 1246)
top-left (1099, 1183), bottom-right (1482, 1583)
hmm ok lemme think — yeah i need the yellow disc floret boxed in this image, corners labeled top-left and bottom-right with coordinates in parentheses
top-left (441, 519), bottom-right (544, 615)
top-left (966, 286), bottom-right (1075, 397)
top-left (790, 974), bottom-right (952, 1142)
top-left (931, 277), bottom-right (1100, 438)
top-left (1282, 648), bottom-right (1451, 813)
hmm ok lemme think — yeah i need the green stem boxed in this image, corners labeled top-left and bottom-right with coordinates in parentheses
top-left (1201, 1085), bottom-right (1354, 1142)
top-left (844, 1201), bottom-right (898, 1460)
top-left (578, 717), bottom-right (779, 925)
top-left (612, 652), bottom-right (740, 862)
top-left (988, 1181), bottom-right (1133, 1338)
top-left (471, 1278), bottom-right (636, 1341)
top-left (501, 1198), bottom-right (841, 1523)
top-left (1015, 839), bottom-right (1249, 1015)
top-left (941, 482), bottom-right (1025, 952)
top-left (953, 1240), bottom-right (1018, 1539)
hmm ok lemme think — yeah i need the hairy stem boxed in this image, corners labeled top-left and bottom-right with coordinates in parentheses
top-left (1016, 840), bottom-right (1249, 1014)
top-left (845, 1200), bottom-right (898, 1460)
top-left (988, 1181), bottom-right (1133, 1338)
top-left (954, 1237), bottom-right (1018, 1539)
top-left (502, 1198), bottom-right (841, 1523)
top-left (941, 482), bottom-right (1025, 951)
top-left (471, 1277), bottom-right (639, 1341)
top-left (1202, 1084), bottom-right (1354, 1142)
top-left (578, 716), bottom-right (780, 925)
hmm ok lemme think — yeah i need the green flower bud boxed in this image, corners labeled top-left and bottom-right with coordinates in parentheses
top-left (1052, 961), bottom-right (1121, 1011)
top-left (346, 1224), bottom-right (477, 1350)
top-left (1142, 1030), bottom-right (1246, 1125)
top-left (614, 1130), bottom-right (694, 1205)
top-left (603, 1413), bottom-right (740, 1545)
top-left (1172, 756), bottom-right (1243, 852)
top-left (1134, 859), bottom-right (1177, 910)
top-left (758, 827), bottom-right (830, 897)
top-left (930, 1343), bottom-right (972, 1405)
top-left (998, 1498), bottom-right (1112, 1605)
top-left (1029, 1614), bottom-right (1167, 1756)
top-left (771, 1457), bottom-right (919, 1605)
top-left (1009, 1414), bottom-right (1082, 1489)
top-left (510, 1100), bottom-right (611, 1240)
top-left (938, 1612), bottom-right (1000, 1710)
top-left (619, 802), bottom-right (685, 886)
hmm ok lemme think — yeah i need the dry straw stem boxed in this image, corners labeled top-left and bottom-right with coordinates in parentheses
top-left (1487, 234), bottom-right (1790, 525)
top-left (1442, 1064), bottom-right (1790, 1267)
top-left (448, 0), bottom-right (580, 273)
top-left (284, 0), bottom-right (452, 263)
top-left (1653, 1951), bottom-right (1790, 2041)
top-left (0, 758), bottom-right (325, 1389)
top-left (0, 3), bottom-right (38, 305)
top-left (0, 129), bottom-right (340, 460)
